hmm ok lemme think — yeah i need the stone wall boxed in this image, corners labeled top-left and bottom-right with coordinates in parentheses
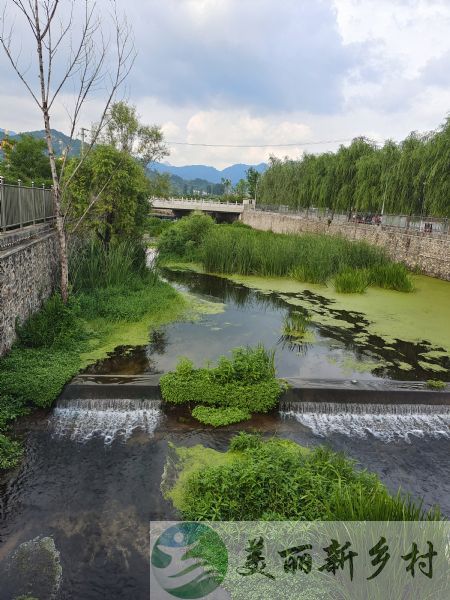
top-left (241, 210), bottom-right (450, 281)
top-left (0, 224), bottom-right (59, 356)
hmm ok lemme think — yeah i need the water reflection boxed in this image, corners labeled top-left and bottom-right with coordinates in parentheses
top-left (86, 267), bottom-right (449, 381)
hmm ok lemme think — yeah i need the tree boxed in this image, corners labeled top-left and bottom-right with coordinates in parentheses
top-left (234, 178), bottom-right (248, 200)
top-left (100, 101), bottom-right (169, 166)
top-left (1, 1), bottom-right (134, 302)
top-left (65, 145), bottom-right (150, 247)
top-left (149, 172), bottom-right (172, 198)
top-left (221, 177), bottom-right (232, 195)
top-left (246, 167), bottom-right (260, 200)
top-left (1, 134), bottom-right (52, 184)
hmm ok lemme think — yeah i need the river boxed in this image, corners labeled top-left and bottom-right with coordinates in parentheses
top-left (0, 267), bottom-right (449, 599)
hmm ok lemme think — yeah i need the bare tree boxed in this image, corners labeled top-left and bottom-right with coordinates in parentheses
top-left (0, 0), bottom-right (135, 301)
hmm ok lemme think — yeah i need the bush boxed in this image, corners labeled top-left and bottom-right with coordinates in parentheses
top-left (334, 268), bottom-right (369, 293)
top-left (191, 406), bottom-right (251, 426)
top-left (173, 435), bottom-right (441, 521)
top-left (146, 216), bottom-right (173, 237)
top-left (158, 212), bottom-right (214, 260)
top-left (160, 346), bottom-right (284, 425)
top-left (426, 379), bottom-right (446, 390)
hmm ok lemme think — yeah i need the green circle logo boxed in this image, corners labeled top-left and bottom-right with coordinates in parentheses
top-left (151, 523), bottom-right (228, 598)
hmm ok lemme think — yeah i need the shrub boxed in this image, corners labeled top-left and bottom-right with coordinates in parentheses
top-left (172, 435), bottom-right (441, 521)
top-left (426, 379), bottom-right (446, 390)
top-left (334, 268), bottom-right (369, 293)
top-left (369, 263), bottom-right (413, 292)
top-left (191, 406), bottom-right (251, 426)
top-left (160, 345), bottom-right (284, 424)
top-left (146, 216), bottom-right (173, 237)
top-left (158, 212), bottom-right (214, 259)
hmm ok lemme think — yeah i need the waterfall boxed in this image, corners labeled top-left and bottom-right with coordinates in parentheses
top-left (51, 398), bottom-right (162, 444)
top-left (280, 401), bottom-right (450, 442)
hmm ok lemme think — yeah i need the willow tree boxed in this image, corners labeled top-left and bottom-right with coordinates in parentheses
top-left (0, 1), bottom-right (135, 301)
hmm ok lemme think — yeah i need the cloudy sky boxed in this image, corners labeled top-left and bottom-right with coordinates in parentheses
top-left (1, 0), bottom-right (449, 167)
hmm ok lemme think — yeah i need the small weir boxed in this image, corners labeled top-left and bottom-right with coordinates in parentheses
top-left (280, 401), bottom-right (450, 442)
top-left (51, 398), bottom-right (162, 444)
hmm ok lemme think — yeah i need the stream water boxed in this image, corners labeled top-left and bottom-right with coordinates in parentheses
top-left (0, 268), bottom-right (449, 599)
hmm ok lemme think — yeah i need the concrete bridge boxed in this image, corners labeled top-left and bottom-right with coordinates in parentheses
top-left (150, 197), bottom-right (249, 221)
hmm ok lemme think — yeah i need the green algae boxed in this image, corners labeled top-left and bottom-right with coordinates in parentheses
top-left (417, 361), bottom-right (448, 373)
top-left (219, 273), bottom-right (450, 352)
top-left (396, 361), bottom-right (415, 372)
top-left (341, 357), bottom-right (391, 374)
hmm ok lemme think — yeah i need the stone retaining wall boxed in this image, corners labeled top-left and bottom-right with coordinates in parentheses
top-left (0, 225), bottom-right (59, 356)
top-left (241, 210), bottom-right (450, 280)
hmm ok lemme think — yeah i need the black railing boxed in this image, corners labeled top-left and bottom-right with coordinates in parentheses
top-left (0, 179), bottom-right (55, 232)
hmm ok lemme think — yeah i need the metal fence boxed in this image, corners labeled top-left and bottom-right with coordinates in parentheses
top-left (255, 204), bottom-right (449, 236)
top-left (0, 179), bottom-right (55, 232)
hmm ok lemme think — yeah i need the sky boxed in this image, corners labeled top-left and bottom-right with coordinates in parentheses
top-left (1, 0), bottom-right (449, 168)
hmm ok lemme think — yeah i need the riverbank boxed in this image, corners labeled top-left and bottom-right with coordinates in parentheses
top-left (0, 277), bottom-right (196, 470)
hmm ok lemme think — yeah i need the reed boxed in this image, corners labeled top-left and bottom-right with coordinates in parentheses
top-left (369, 263), bottom-right (414, 292)
top-left (282, 312), bottom-right (311, 337)
top-left (334, 268), bottom-right (369, 293)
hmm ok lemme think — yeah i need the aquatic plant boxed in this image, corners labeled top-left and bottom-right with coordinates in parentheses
top-left (282, 311), bottom-right (311, 336)
top-left (166, 434), bottom-right (442, 522)
top-left (191, 406), bottom-right (251, 426)
top-left (369, 263), bottom-right (413, 292)
top-left (426, 379), bottom-right (446, 390)
top-left (160, 345), bottom-right (283, 425)
top-left (0, 434), bottom-right (23, 469)
top-left (334, 268), bottom-right (369, 293)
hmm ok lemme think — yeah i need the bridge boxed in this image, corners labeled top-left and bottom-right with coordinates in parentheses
top-left (150, 197), bottom-right (250, 221)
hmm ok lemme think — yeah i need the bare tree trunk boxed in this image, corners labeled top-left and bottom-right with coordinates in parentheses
top-left (34, 1), bottom-right (69, 301)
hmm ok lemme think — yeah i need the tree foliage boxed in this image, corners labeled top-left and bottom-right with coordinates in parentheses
top-left (258, 118), bottom-right (450, 217)
top-left (100, 101), bottom-right (169, 166)
top-left (65, 145), bottom-right (150, 245)
top-left (0, 135), bottom-right (52, 185)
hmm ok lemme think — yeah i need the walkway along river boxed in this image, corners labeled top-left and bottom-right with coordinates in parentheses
top-left (0, 267), bottom-right (449, 599)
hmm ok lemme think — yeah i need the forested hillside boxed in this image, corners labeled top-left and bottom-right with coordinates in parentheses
top-left (258, 117), bottom-right (450, 217)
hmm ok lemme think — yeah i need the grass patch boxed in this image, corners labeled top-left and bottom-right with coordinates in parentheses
top-left (160, 345), bottom-right (284, 425)
top-left (191, 406), bottom-right (251, 426)
top-left (334, 268), bottom-right (369, 293)
top-left (158, 214), bottom-right (413, 293)
top-left (369, 263), bottom-right (413, 292)
top-left (165, 433), bottom-right (441, 521)
top-left (426, 379), bottom-right (446, 390)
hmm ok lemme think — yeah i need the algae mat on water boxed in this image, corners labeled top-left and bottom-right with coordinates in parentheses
top-left (221, 273), bottom-right (450, 353)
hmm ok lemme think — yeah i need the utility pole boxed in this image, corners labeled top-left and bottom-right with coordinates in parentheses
top-left (80, 127), bottom-right (89, 157)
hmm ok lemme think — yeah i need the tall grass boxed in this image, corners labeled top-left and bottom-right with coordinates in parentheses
top-left (199, 224), bottom-right (412, 292)
top-left (334, 268), bottom-right (369, 293)
top-left (69, 237), bottom-right (156, 292)
top-left (282, 312), bottom-right (311, 337)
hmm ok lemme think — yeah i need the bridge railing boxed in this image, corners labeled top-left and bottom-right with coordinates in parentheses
top-left (150, 196), bottom-right (244, 207)
top-left (0, 179), bottom-right (55, 232)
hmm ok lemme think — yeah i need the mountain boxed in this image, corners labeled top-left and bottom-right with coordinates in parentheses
top-left (0, 128), bottom-right (81, 156)
top-left (152, 162), bottom-right (267, 185)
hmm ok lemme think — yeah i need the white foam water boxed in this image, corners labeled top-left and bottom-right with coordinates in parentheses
top-left (51, 398), bottom-right (162, 444)
top-left (280, 402), bottom-right (450, 443)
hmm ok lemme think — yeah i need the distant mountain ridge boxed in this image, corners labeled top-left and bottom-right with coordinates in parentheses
top-left (0, 128), bottom-right (81, 157)
top-left (152, 162), bottom-right (267, 185)
top-left (1, 126), bottom-right (267, 184)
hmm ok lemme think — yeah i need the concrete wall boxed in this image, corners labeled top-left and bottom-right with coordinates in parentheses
top-left (0, 224), bottom-right (59, 356)
top-left (241, 210), bottom-right (450, 281)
